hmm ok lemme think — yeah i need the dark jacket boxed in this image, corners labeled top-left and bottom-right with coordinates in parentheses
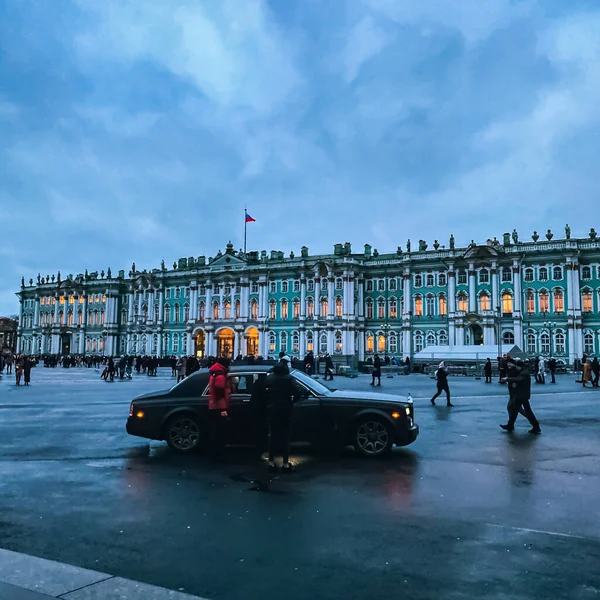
top-left (265, 364), bottom-right (300, 415)
top-left (591, 358), bottom-right (600, 375)
top-left (373, 356), bottom-right (382, 374)
top-left (436, 367), bottom-right (449, 387)
top-left (484, 360), bottom-right (492, 375)
top-left (507, 366), bottom-right (531, 400)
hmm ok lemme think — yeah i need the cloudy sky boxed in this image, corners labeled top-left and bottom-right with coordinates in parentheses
top-left (1, 0), bottom-right (600, 315)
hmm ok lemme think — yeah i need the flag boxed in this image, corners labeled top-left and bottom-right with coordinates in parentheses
top-left (245, 211), bottom-right (256, 223)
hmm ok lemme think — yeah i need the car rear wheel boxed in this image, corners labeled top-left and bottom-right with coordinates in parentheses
top-left (165, 414), bottom-right (202, 453)
top-left (354, 417), bottom-right (393, 458)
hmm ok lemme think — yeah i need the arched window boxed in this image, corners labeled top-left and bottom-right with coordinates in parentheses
top-left (173, 333), bottom-right (180, 353)
top-left (439, 294), bottom-right (447, 316)
top-left (502, 291), bottom-right (513, 314)
top-left (584, 332), bottom-right (594, 355)
top-left (414, 295), bottom-right (423, 316)
top-left (479, 269), bottom-right (489, 284)
top-left (212, 302), bottom-right (219, 320)
top-left (251, 299), bottom-right (258, 319)
top-left (292, 332), bottom-right (300, 354)
top-left (426, 295), bottom-right (435, 316)
top-left (152, 334), bottom-right (158, 354)
top-left (553, 290), bottom-right (564, 313)
top-left (58, 311), bottom-right (64, 325)
top-left (366, 332), bottom-right (374, 353)
top-left (389, 333), bottom-right (398, 354)
top-left (479, 292), bottom-right (491, 312)
top-left (540, 332), bottom-right (550, 355)
top-left (87, 310), bottom-right (92, 324)
top-left (377, 333), bottom-right (386, 353)
top-left (269, 332), bottom-right (276, 353)
top-left (319, 332), bottom-right (328, 354)
top-left (307, 298), bottom-right (314, 318)
top-left (307, 331), bottom-right (314, 353)
top-left (389, 279), bottom-right (397, 291)
top-left (426, 274), bottom-right (434, 287)
top-left (438, 273), bottom-right (447, 286)
top-left (539, 267), bottom-right (548, 281)
top-left (293, 299), bottom-right (300, 319)
top-left (582, 291), bottom-right (593, 313)
top-left (184, 303), bottom-right (190, 322)
top-left (336, 296), bottom-right (343, 317)
top-left (174, 303), bottom-right (180, 323)
top-left (92, 338), bottom-right (97, 352)
top-left (457, 293), bottom-right (468, 312)
top-left (235, 299), bottom-right (240, 319)
top-left (78, 310), bottom-right (83, 325)
top-left (539, 291), bottom-right (549, 313)
top-left (366, 299), bottom-right (374, 319)
top-left (502, 268), bottom-right (512, 282)
top-left (414, 274), bottom-right (423, 288)
top-left (281, 299), bottom-right (288, 320)
top-left (224, 301), bottom-right (231, 319)
top-left (199, 301), bottom-right (205, 321)
top-left (378, 280), bottom-right (385, 292)
top-left (93, 310), bottom-right (99, 326)
top-left (390, 298), bottom-right (397, 318)
top-left (321, 299), bottom-right (328, 317)
top-left (414, 331), bottom-right (424, 353)
top-left (582, 266), bottom-right (592, 280)
top-left (141, 335), bottom-right (147, 355)
top-left (553, 266), bottom-right (563, 280)
top-left (527, 331), bottom-right (537, 354)
top-left (100, 310), bottom-right (105, 325)
top-left (524, 268), bottom-right (534, 282)
top-left (280, 332), bottom-right (288, 352)
top-left (142, 304), bottom-right (148, 321)
top-left (526, 291), bottom-right (535, 313)
top-left (155, 303), bottom-right (160, 322)
top-left (86, 337), bottom-right (91, 352)
top-left (335, 331), bottom-right (343, 354)
top-left (270, 300), bottom-right (276, 320)
top-left (555, 331), bottom-right (566, 354)
top-left (67, 311), bottom-right (73, 326)
top-left (336, 278), bottom-right (343, 290)
top-left (439, 330), bottom-right (448, 345)
top-left (378, 298), bottom-right (385, 319)
top-left (503, 331), bottom-right (515, 345)
top-left (426, 331), bottom-right (436, 347)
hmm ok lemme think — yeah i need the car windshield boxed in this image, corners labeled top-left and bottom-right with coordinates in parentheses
top-left (292, 370), bottom-right (332, 396)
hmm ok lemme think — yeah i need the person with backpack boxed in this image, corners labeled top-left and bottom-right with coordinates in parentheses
top-left (208, 358), bottom-right (232, 460)
top-left (430, 361), bottom-right (453, 406)
top-left (265, 361), bottom-right (301, 473)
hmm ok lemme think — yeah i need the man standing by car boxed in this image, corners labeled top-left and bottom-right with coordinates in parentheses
top-left (208, 358), bottom-right (232, 460)
top-left (501, 359), bottom-right (541, 434)
top-left (265, 361), bottom-right (301, 473)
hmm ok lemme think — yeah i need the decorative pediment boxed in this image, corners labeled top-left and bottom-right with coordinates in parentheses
top-left (462, 244), bottom-right (504, 261)
top-left (209, 252), bottom-right (247, 269)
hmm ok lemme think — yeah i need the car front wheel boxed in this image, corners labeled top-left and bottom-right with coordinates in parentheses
top-left (354, 417), bottom-right (393, 458)
top-left (165, 414), bottom-right (202, 453)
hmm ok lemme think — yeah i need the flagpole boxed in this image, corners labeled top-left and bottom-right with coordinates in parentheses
top-left (244, 208), bottom-right (247, 255)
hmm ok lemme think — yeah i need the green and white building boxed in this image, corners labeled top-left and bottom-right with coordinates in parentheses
top-left (15, 230), bottom-right (600, 365)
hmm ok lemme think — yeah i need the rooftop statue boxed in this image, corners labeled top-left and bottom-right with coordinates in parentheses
top-left (565, 224), bottom-right (571, 240)
top-left (546, 229), bottom-right (553, 241)
top-left (449, 234), bottom-right (455, 249)
top-left (512, 229), bottom-right (518, 244)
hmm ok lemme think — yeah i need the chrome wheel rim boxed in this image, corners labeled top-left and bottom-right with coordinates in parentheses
top-left (356, 421), bottom-right (389, 455)
top-left (169, 418), bottom-right (200, 451)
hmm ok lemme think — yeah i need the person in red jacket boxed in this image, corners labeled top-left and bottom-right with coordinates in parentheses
top-left (208, 358), bottom-right (231, 459)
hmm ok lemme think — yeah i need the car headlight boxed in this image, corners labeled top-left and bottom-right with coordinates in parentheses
top-left (405, 407), bottom-right (411, 416)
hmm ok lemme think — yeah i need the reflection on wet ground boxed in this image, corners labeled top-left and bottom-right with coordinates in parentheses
top-left (1, 368), bottom-right (599, 600)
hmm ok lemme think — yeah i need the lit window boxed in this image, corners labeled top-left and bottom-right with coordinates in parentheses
top-left (270, 301), bottom-right (276, 320)
top-left (415, 296), bottom-right (423, 316)
top-left (583, 292), bottom-right (593, 313)
top-left (199, 302), bottom-right (206, 321)
top-left (293, 332), bottom-right (300, 353)
top-left (251, 300), bottom-right (258, 319)
top-left (366, 300), bottom-right (373, 319)
top-left (269, 332), bottom-right (276, 353)
top-left (60, 296), bottom-right (65, 305)
top-left (378, 299), bottom-right (385, 319)
top-left (526, 292), bottom-right (535, 313)
top-left (439, 295), bottom-right (447, 316)
top-left (479, 293), bottom-right (491, 312)
top-left (307, 298), bottom-right (314, 318)
top-left (539, 292), bottom-right (549, 313)
top-left (293, 299), bottom-right (300, 319)
top-left (335, 331), bottom-right (343, 353)
top-left (377, 334), bottom-right (385, 353)
top-left (390, 298), bottom-right (397, 318)
top-left (502, 292), bottom-right (513, 314)
top-left (321, 299), bottom-right (328, 316)
top-left (281, 299), bottom-right (288, 320)
top-left (457, 294), bottom-right (468, 312)
top-left (68, 311), bottom-right (73, 325)
top-left (366, 333), bottom-right (374, 353)
top-left (307, 332), bottom-right (314, 352)
top-left (224, 301), bottom-right (231, 318)
top-left (336, 297), bottom-right (343, 317)
top-left (213, 302), bottom-right (219, 320)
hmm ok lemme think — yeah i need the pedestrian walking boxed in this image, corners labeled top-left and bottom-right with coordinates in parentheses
top-left (15, 356), bottom-right (24, 386)
top-left (591, 357), bottom-right (600, 388)
top-left (500, 359), bottom-right (541, 434)
top-left (265, 361), bottom-right (301, 473)
top-left (6, 354), bottom-right (13, 375)
top-left (324, 353), bottom-right (334, 381)
top-left (371, 354), bottom-right (382, 386)
top-left (548, 357), bottom-right (557, 384)
top-left (278, 351), bottom-right (292, 373)
top-left (431, 361), bottom-right (453, 406)
top-left (484, 358), bottom-right (493, 383)
top-left (208, 358), bottom-right (231, 460)
top-left (176, 357), bottom-right (186, 382)
top-left (537, 356), bottom-right (546, 385)
top-left (582, 358), bottom-right (593, 388)
top-left (304, 351), bottom-right (314, 375)
top-left (23, 356), bottom-right (32, 386)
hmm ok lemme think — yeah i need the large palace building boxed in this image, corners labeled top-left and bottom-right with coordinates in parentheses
top-left (15, 228), bottom-right (600, 365)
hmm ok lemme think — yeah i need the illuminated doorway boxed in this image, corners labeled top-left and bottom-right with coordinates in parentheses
top-left (245, 327), bottom-right (259, 357)
top-left (469, 324), bottom-right (484, 346)
top-left (216, 328), bottom-right (235, 358)
top-left (194, 330), bottom-right (206, 358)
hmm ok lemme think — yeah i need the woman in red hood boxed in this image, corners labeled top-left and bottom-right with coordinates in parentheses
top-left (208, 358), bottom-right (231, 458)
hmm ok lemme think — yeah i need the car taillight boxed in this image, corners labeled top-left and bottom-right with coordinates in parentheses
top-left (129, 402), bottom-right (134, 417)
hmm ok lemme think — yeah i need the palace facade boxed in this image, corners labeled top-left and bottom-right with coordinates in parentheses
top-left (15, 229), bottom-right (600, 365)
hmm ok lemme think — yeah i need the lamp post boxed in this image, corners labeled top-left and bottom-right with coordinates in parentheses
top-left (542, 311), bottom-right (556, 358)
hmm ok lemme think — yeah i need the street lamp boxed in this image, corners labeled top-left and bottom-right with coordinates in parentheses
top-left (543, 314), bottom-right (556, 358)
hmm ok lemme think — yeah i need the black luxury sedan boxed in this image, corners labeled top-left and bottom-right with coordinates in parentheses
top-left (126, 366), bottom-right (418, 457)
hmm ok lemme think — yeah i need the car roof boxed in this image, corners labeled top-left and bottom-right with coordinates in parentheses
top-left (229, 365), bottom-right (274, 373)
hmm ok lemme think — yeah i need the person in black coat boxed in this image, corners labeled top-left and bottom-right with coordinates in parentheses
top-left (324, 353), bottom-right (334, 381)
top-left (484, 358), bottom-right (493, 383)
top-left (304, 351), bottom-right (314, 375)
top-left (371, 354), bottom-right (382, 386)
top-left (591, 357), bottom-right (600, 388)
top-left (547, 357), bottom-right (557, 384)
top-left (501, 359), bottom-right (541, 433)
top-left (265, 362), bottom-right (301, 472)
top-left (431, 361), bottom-right (453, 406)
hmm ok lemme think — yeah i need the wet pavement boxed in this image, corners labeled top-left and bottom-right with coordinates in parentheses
top-left (1, 366), bottom-right (600, 599)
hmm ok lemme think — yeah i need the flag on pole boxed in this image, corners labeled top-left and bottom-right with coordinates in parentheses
top-left (245, 211), bottom-right (256, 223)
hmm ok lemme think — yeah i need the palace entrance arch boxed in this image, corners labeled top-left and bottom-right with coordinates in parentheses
top-left (216, 328), bottom-right (235, 358)
top-left (194, 330), bottom-right (206, 358)
top-left (245, 327), bottom-right (259, 357)
top-left (467, 324), bottom-right (484, 346)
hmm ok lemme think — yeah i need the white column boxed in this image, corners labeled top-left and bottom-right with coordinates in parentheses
top-left (403, 273), bottom-right (411, 314)
top-left (137, 290), bottom-right (143, 323)
top-left (258, 283), bottom-right (266, 319)
top-left (327, 329), bottom-right (334, 354)
top-left (158, 289), bottom-right (165, 324)
top-left (573, 264), bottom-right (582, 313)
top-left (157, 333), bottom-right (163, 357)
top-left (468, 265), bottom-right (476, 313)
top-left (448, 269), bottom-right (456, 313)
top-left (492, 264), bottom-right (499, 311)
top-left (34, 297), bottom-right (40, 327)
top-left (358, 330), bottom-right (365, 361)
top-left (328, 277), bottom-right (335, 317)
top-left (300, 278), bottom-right (307, 318)
top-left (53, 296), bottom-right (60, 324)
top-left (314, 279), bottom-right (321, 317)
top-left (186, 332), bottom-right (193, 355)
top-left (513, 265), bottom-right (522, 314)
top-left (127, 290), bottom-right (135, 323)
top-left (358, 279), bottom-right (365, 317)
top-left (299, 330), bottom-right (306, 357)
top-left (148, 290), bottom-right (155, 324)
